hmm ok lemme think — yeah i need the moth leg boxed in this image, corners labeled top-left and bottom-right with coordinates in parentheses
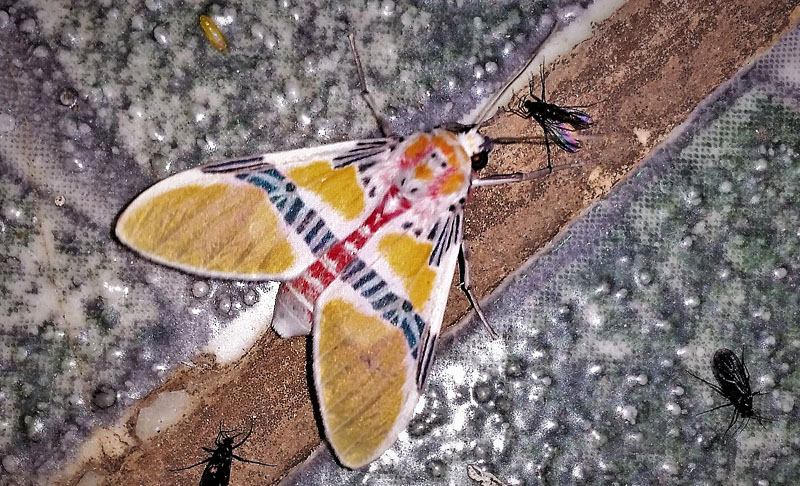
top-left (458, 243), bottom-right (499, 339)
top-left (348, 32), bottom-right (393, 137)
top-left (471, 161), bottom-right (581, 187)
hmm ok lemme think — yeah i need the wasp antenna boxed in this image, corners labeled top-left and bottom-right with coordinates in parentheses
top-left (471, 19), bottom-right (560, 125)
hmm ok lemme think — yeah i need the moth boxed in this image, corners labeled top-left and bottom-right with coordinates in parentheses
top-left (688, 347), bottom-right (769, 438)
top-left (116, 34), bottom-right (577, 468)
top-left (506, 63), bottom-right (593, 171)
top-left (171, 422), bottom-right (274, 486)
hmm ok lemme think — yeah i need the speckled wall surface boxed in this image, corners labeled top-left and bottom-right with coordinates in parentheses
top-left (282, 24), bottom-right (800, 485)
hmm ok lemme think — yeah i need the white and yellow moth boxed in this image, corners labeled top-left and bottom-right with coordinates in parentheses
top-left (116, 34), bottom-right (577, 468)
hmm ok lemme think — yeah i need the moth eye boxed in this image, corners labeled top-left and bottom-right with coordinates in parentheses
top-left (471, 152), bottom-right (489, 171)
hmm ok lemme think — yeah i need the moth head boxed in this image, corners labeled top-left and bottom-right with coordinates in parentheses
top-left (443, 123), bottom-right (494, 172)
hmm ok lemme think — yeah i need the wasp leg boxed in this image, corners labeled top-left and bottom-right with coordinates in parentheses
top-left (232, 454), bottom-right (276, 467)
top-left (687, 370), bottom-right (727, 397)
top-left (721, 408), bottom-right (739, 441)
top-left (695, 401), bottom-right (733, 416)
top-left (170, 457), bottom-right (211, 472)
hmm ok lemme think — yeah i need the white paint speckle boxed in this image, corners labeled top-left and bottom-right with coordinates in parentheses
top-left (153, 24), bottom-right (170, 46)
top-left (2, 455), bottom-right (20, 474)
top-left (774, 391), bottom-right (794, 412)
top-left (131, 14), bottom-right (145, 30)
top-left (205, 283), bottom-right (279, 364)
top-left (665, 401), bottom-right (681, 416)
top-left (0, 114), bottom-right (16, 133)
top-left (19, 18), bottom-right (37, 34)
top-left (135, 390), bottom-right (194, 441)
top-left (191, 281), bottom-right (210, 298)
top-left (616, 404), bottom-right (638, 424)
top-left (684, 295), bottom-right (700, 308)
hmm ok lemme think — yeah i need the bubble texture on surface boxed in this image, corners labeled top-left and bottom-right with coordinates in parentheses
top-left (282, 25), bottom-right (800, 486)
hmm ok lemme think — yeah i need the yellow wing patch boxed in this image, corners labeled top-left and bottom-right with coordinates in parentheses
top-left (117, 183), bottom-right (294, 274)
top-left (287, 161), bottom-right (365, 220)
top-left (378, 233), bottom-right (435, 310)
top-left (317, 298), bottom-right (409, 468)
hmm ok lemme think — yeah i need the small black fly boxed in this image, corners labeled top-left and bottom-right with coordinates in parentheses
top-left (505, 64), bottom-right (593, 171)
top-left (172, 421), bottom-right (275, 486)
top-left (688, 347), bottom-right (769, 439)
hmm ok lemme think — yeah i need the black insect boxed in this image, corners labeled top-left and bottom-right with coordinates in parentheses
top-left (506, 64), bottom-right (594, 171)
top-left (688, 347), bottom-right (768, 438)
top-left (172, 421), bottom-right (275, 486)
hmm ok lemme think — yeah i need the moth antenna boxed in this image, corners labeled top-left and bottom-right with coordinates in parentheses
top-left (347, 32), bottom-right (393, 137)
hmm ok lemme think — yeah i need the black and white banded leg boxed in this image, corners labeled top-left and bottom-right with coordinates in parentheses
top-left (348, 32), bottom-right (393, 137)
top-left (458, 242), bottom-right (499, 339)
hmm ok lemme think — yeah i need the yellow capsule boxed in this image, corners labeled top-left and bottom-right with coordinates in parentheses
top-left (199, 15), bottom-right (227, 52)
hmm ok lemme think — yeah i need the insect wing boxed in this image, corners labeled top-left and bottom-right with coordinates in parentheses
top-left (312, 211), bottom-right (463, 468)
top-left (535, 104), bottom-right (593, 154)
top-left (115, 138), bottom-right (396, 280)
top-left (199, 457), bottom-right (232, 486)
top-left (712, 348), bottom-right (752, 398)
top-left (547, 104), bottom-right (593, 130)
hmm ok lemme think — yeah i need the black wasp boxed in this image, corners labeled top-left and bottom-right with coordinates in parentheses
top-left (172, 421), bottom-right (275, 486)
top-left (506, 63), bottom-right (593, 171)
top-left (688, 347), bottom-right (769, 438)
